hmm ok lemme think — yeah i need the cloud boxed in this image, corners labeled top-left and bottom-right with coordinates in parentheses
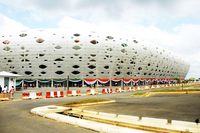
top-left (58, 16), bottom-right (95, 31)
top-left (0, 13), bottom-right (29, 32)
top-left (1, 0), bottom-right (200, 25)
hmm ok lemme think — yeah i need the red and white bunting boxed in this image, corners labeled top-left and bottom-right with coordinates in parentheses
top-left (132, 79), bottom-right (139, 83)
top-left (123, 78), bottom-right (132, 84)
top-left (84, 79), bottom-right (97, 85)
top-left (98, 78), bottom-right (110, 84)
top-left (112, 78), bottom-right (122, 82)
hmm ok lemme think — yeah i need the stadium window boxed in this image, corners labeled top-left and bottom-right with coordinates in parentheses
top-left (55, 71), bottom-right (64, 75)
top-left (72, 71), bottom-right (80, 75)
top-left (74, 33), bottom-right (80, 37)
top-left (138, 67), bottom-right (142, 71)
top-left (90, 40), bottom-right (98, 44)
top-left (36, 38), bottom-right (44, 43)
top-left (25, 71), bottom-right (32, 75)
top-left (88, 65), bottom-right (96, 69)
top-left (72, 45), bottom-right (81, 50)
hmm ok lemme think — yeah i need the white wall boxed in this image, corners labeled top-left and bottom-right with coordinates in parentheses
top-left (0, 77), bottom-right (16, 91)
top-left (0, 77), bottom-right (4, 88)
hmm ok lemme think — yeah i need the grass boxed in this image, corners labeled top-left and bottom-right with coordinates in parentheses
top-left (131, 84), bottom-right (200, 97)
top-left (131, 92), bottom-right (148, 96)
top-left (152, 88), bottom-right (200, 92)
top-left (58, 98), bottom-right (110, 107)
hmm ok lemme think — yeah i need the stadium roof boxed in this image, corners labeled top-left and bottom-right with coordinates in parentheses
top-left (0, 71), bottom-right (21, 77)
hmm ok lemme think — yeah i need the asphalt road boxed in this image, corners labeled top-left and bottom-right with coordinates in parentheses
top-left (0, 92), bottom-right (129, 133)
top-left (84, 93), bottom-right (200, 122)
top-left (1, 91), bottom-right (200, 133)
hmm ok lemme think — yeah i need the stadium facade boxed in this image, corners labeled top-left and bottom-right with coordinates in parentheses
top-left (0, 29), bottom-right (190, 88)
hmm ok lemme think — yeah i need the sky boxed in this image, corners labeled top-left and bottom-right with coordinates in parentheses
top-left (0, 0), bottom-right (200, 79)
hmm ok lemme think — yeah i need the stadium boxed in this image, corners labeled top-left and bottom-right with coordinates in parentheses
top-left (0, 29), bottom-right (190, 88)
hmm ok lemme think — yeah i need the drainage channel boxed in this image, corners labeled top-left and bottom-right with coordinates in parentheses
top-left (62, 109), bottom-right (187, 133)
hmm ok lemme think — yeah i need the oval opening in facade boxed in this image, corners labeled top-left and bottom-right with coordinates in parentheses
top-left (39, 65), bottom-right (47, 69)
top-left (88, 65), bottom-right (96, 69)
top-left (90, 40), bottom-right (98, 44)
top-left (72, 71), bottom-right (80, 75)
top-left (55, 71), bottom-right (64, 75)
top-left (36, 38), bottom-right (44, 43)
top-left (25, 71), bottom-right (32, 75)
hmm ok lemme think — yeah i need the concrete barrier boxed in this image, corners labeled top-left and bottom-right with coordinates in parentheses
top-left (31, 105), bottom-right (200, 133)
top-left (46, 91), bottom-right (64, 98)
top-left (86, 89), bottom-right (98, 95)
top-left (67, 90), bottom-right (81, 96)
top-left (115, 87), bottom-right (123, 93)
top-left (22, 91), bottom-right (42, 100)
top-left (99, 112), bottom-right (117, 118)
top-left (46, 113), bottom-right (145, 133)
top-left (102, 88), bottom-right (113, 94)
top-left (31, 106), bottom-right (148, 133)
top-left (117, 115), bottom-right (139, 121)
top-left (126, 87), bottom-right (132, 92)
top-left (172, 120), bottom-right (200, 128)
top-left (142, 117), bottom-right (168, 125)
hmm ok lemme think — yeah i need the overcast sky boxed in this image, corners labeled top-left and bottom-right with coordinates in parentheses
top-left (0, 0), bottom-right (200, 79)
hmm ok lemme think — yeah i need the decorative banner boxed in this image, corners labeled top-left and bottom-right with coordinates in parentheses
top-left (69, 79), bottom-right (82, 82)
top-left (132, 78), bottom-right (139, 83)
top-left (151, 78), bottom-right (158, 81)
top-left (139, 78), bottom-right (145, 81)
top-left (145, 78), bottom-right (152, 82)
top-left (84, 78), bottom-right (97, 85)
top-left (98, 78), bottom-right (110, 84)
top-left (123, 78), bottom-right (132, 84)
top-left (38, 80), bottom-right (51, 83)
top-left (53, 79), bottom-right (67, 83)
top-left (24, 80), bottom-right (36, 83)
top-left (16, 80), bottom-right (23, 86)
top-left (111, 78), bottom-right (122, 82)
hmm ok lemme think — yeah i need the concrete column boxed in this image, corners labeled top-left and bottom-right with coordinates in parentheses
top-left (22, 79), bottom-right (24, 90)
top-left (131, 81), bottom-right (133, 88)
top-left (109, 79), bottom-right (112, 87)
top-left (36, 80), bottom-right (38, 88)
top-left (51, 79), bottom-right (53, 88)
top-left (14, 79), bottom-right (16, 91)
top-left (82, 79), bottom-right (84, 87)
top-left (96, 80), bottom-right (99, 87)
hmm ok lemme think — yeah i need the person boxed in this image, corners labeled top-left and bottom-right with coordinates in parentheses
top-left (0, 85), bottom-right (2, 93)
top-left (9, 86), bottom-right (15, 99)
top-left (3, 85), bottom-right (8, 93)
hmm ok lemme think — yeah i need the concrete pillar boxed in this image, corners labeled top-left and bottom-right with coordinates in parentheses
top-left (14, 79), bottom-right (16, 91)
top-left (22, 79), bottom-right (24, 90)
top-left (36, 80), bottom-right (38, 88)
top-left (131, 81), bottom-right (133, 88)
top-left (96, 80), bottom-right (99, 87)
top-left (82, 79), bottom-right (84, 87)
top-left (51, 79), bottom-right (53, 88)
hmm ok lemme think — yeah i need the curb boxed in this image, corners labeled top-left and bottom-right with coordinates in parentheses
top-left (31, 105), bottom-right (148, 133)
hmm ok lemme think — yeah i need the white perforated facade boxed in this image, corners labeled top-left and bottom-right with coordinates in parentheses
top-left (0, 29), bottom-right (189, 80)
